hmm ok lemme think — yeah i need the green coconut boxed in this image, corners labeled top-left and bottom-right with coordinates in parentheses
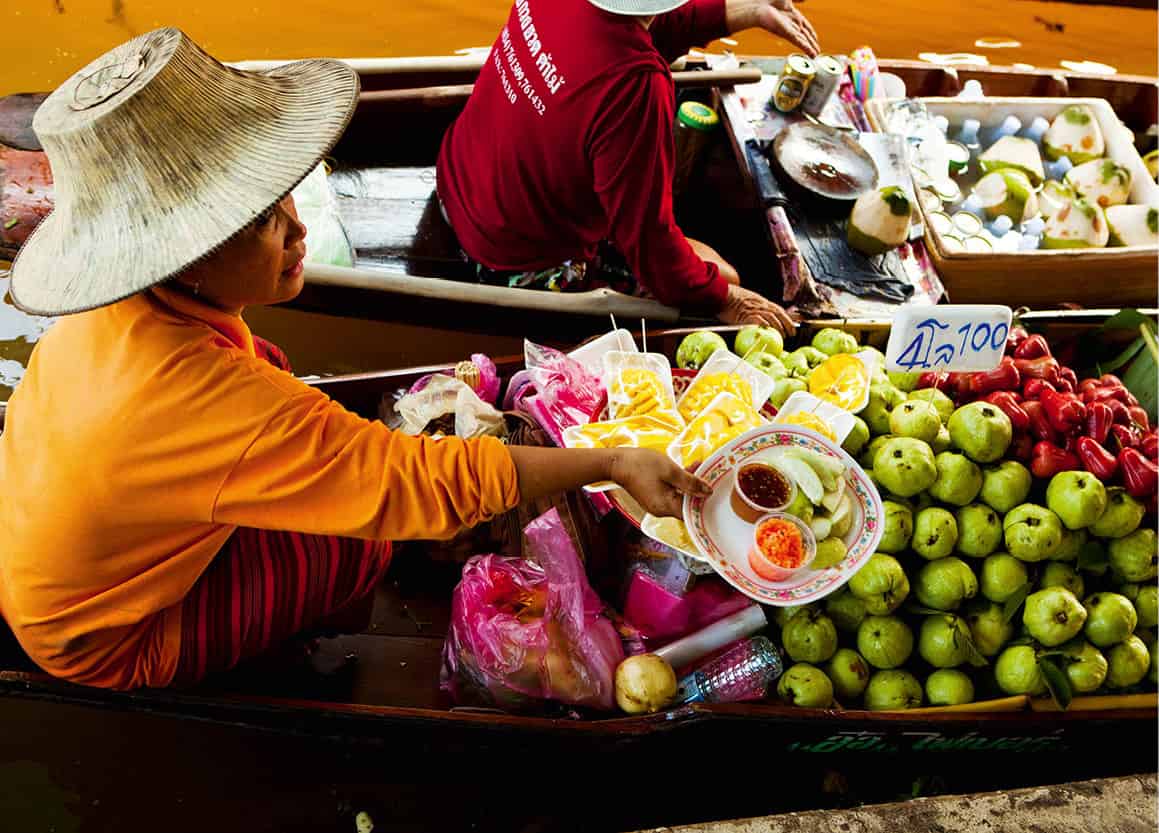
top-left (1039, 180), bottom-right (1075, 220)
top-left (1144, 149), bottom-right (1158, 182)
top-left (1065, 158), bottom-right (1132, 209)
top-left (1042, 197), bottom-right (1110, 249)
top-left (974, 169), bottom-right (1038, 223)
top-left (848, 186), bottom-right (912, 255)
top-left (1043, 105), bottom-right (1106, 164)
top-left (979, 136), bottom-right (1045, 186)
top-left (1106, 205), bottom-right (1159, 247)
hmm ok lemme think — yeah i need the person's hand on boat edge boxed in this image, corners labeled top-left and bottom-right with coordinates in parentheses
top-left (718, 284), bottom-right (798, 336)
top-left (509, 446), bottom-right (711, 519)
top-left (727, 0), bottom-right (820, 58)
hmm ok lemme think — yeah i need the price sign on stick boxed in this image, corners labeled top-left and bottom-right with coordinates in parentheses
top-left (885, 306), bottom-right (1013, 374)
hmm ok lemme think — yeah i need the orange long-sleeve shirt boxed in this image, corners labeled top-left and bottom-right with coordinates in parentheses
top-left (0, 287), bottom-right (520, 690)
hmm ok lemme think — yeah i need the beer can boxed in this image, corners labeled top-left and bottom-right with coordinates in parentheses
top-left (801, 54), bottom-right (846, 117)
top-left (772, 54), bottom-right (815, 113)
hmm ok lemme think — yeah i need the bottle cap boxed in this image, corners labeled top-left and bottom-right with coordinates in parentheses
top-left (677, 100), bottom-right (720, 132)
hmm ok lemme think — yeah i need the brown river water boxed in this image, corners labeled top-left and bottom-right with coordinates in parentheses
top-left (1, 0), bottom-right (1156, 397)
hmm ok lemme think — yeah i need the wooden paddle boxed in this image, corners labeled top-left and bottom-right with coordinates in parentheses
top-left (0, 93), bottom-right (48, 151)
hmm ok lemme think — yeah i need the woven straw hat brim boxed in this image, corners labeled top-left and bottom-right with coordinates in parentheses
top-left (585, 0), bottom-right (692, 15)
top-left (10, 29), bottom-right (360, 316)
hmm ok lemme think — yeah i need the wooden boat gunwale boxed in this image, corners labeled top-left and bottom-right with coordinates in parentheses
top-left (1, 315), bottom-right (1155, 753)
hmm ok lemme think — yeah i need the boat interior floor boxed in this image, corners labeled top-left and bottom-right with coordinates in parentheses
top-left (0, 546), bottom-right (469, 712)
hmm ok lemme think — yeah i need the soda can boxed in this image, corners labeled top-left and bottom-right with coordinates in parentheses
top-left (772, 54), bottom-right (815, 113)
top-left (801, 54), bottom-right (846, 117)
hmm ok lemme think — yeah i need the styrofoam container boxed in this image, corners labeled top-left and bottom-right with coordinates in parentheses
top-left (865, 96), bottom-right (1159, 308)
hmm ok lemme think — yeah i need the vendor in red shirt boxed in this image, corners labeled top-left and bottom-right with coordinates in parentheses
top-left (437, 0), bottom-right (818, 335)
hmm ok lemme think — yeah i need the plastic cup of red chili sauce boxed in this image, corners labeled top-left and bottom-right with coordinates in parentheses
top-left (749, 513), bottom-right (816, 582)
top-left (730, 461), bottom-right (796, 523)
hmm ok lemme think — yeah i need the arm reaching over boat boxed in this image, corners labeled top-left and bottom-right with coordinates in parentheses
top-left (650, 0), bottom-right (818, 62)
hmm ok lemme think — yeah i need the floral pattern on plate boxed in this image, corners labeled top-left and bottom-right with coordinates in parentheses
top-left (682, 425), bottom-right (883, 606)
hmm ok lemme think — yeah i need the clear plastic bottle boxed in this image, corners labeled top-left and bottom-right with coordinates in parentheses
top-left (675, 636), bottom-right (783, 704)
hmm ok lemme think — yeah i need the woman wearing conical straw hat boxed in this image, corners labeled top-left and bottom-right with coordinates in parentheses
top-left (0, 29), bottom-right (709, 691)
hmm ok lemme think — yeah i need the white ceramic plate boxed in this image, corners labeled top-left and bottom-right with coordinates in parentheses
top-left (682, 425), bottom-right (884, 606)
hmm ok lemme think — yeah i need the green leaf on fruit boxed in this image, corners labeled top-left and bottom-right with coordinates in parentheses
top-left (1002, 583), bottom-right (1031, 624)
top-left (1077, 541), bottom-right (1110, 573)
top-left (1098, 337), bottom-right (1145, 375)
top-left (904, 603), bottom-right (947, 617)
top-left (1123, 326), bottom-right (1158, 424)
top-left (962, 632), bottom-right (990, 668)
top-left (1038, 656), bottom-right (1073, 710)
top-left (1096, 308), bottom-right (1159, 337)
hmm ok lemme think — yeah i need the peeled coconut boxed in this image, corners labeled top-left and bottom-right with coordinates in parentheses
top-left (1043, 105), bottom-right (1106, 164)
top-left (1106, 205), bottom-right (1159, 247)
top-left (1065, 158), bottom-right (1132, 208)
top-left (847, 186), bottom-right (912, 255)
top-left (1042, 197), bottom-right (1110, 249)
top-left (614, 654), bottom-right (678, 714)
top-left (974, 169), bottom-right (1039, 223)
top-left (979, 136), bottom-right (1045, 186)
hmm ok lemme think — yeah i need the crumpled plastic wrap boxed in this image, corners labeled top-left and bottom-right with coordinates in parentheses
top-left (290, 163), bottom-right (356, 268)
top-left (396, 375), bottom-right (505, 439)
top-left (440, 508), bottom-right (625, 712)
top-left (408, 354), bottom-right (501, 407)
top-left (518, 341), bottom-right (606, 447)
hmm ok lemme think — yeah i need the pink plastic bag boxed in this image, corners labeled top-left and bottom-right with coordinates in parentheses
top-left (441, 508), bottom-right (625, 712)
top-left (519, 341), bottom-right (606, 448)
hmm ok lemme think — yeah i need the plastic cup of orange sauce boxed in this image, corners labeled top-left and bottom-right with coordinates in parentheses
top-left (749, 513), bottom-right (816, 581)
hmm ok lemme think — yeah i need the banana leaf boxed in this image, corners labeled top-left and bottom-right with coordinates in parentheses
top-left (1090, 309), bottom-right (1158, 424)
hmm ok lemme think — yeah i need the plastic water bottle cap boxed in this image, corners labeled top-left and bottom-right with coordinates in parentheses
top-left (1024, 116), bottom-right (1050, 142)
top-left (1024, 216), bottom-right (1046, 235)
top-left (960, 79), bottom-right (984, 99)
top-left (989, 215), bottom-right (1014, 236)
top-left (933, 115), bottom-right (950, 135)
top-left (996, 115), bottom-right (1023, 138)
top-left (1046, 156), bottom-right (1075, 180)
top-left (1019, 234), bottom-right (1042, 251)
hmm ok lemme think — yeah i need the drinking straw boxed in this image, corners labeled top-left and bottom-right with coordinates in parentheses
top-left (641, 319), bottom-right (648, 354)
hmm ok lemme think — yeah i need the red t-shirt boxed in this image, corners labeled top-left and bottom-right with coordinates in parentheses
top-left (436, 0), bottom-right (729, 312)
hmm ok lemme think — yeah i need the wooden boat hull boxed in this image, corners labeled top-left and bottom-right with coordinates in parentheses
top-left (0, 315), bottom-right (1154, 830)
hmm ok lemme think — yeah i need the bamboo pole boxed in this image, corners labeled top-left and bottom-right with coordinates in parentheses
top-left (357, 68), bottom-right (762, 108)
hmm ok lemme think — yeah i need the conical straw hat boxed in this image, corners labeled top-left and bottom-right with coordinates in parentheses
top-left (10, 28), bottom-right (359, 315)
